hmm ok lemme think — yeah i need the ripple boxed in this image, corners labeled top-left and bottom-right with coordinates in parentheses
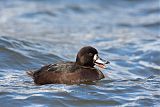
top-left (0, 0), bottom-right (160, 107)
top-left (20, 11), bottom-right (57, 19)
top-left (0, 36), bottom-right (63, 70)
top-left (142, 21), bottom-right (160, 28)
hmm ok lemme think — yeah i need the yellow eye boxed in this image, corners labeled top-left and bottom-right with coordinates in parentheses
top-left (88, 53), bottom-right (93, 56)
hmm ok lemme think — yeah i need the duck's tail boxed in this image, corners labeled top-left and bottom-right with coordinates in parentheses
top-left (26, 71), bottom-right (34, 78)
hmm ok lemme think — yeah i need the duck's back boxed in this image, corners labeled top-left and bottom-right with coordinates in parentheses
top-left (27, 62), bottom-right (104, 85)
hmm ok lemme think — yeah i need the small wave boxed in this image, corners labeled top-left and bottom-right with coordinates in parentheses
top-left (19, 11), bottom-right (57, 19)
top-left (141, 7), bottom-right (160, 15)
top-left (0, 36), bottom-right (63, 70)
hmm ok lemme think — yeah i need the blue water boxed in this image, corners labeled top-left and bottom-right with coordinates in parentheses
top-left (0, 0), bottom-right (160, 107)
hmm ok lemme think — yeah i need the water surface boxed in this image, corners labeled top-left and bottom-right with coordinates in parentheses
top-left (0, 0), bottom-right (160, 107)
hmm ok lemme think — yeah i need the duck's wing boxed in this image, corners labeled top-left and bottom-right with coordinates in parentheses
top-left (46, 62), bottom-right (76, 73)
top-left (26, 62), bottom-right (76, 79)
top-left (26, 64), bottom-right (51, 78)
top-left (30, 62), bottom-right (76, 73)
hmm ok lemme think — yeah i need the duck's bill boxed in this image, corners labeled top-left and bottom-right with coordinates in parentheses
top-left (94, 58), bottom-right (110, 69)
top-left (93, 54), bottom-right (110, 69)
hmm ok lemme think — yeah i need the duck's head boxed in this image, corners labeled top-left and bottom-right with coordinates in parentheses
top-left (76, 46), bottom-right (109, 68)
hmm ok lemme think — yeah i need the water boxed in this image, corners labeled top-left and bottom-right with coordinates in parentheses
top-left (0, 0), bottom-right (160, 107)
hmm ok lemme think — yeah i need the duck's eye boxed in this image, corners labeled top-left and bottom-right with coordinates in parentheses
top-left (88, 53), bottom-right (93, 56)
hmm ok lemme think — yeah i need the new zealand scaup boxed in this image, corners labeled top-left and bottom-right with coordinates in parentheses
top-left (27, 46), bottom-right (109, 85)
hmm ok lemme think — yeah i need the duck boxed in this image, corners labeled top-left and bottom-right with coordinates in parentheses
top-left (27, 46), bottom-right (110, 85)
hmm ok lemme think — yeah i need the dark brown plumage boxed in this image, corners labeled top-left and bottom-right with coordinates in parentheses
top-left (27, 46), bottom-right (109, 85)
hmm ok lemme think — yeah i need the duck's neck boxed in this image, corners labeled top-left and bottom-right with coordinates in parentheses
top-left (75, 62), bottom-right (95, 69)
